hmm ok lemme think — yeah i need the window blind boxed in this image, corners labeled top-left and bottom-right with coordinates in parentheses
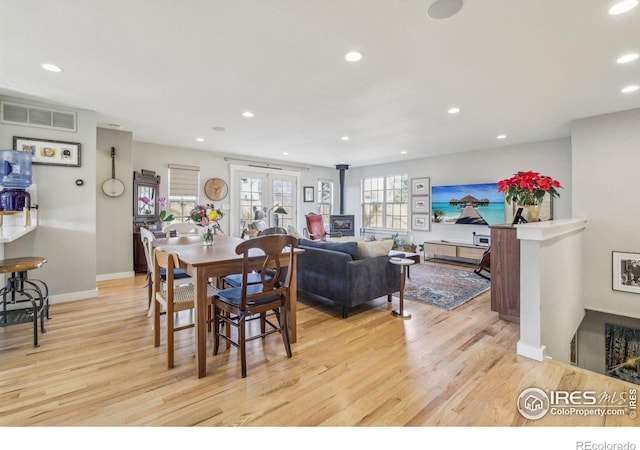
top-left (168, 164), bottom-right (199, 197)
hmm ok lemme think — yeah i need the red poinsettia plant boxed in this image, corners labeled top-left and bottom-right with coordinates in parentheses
top-left (497, 171), bottom-right (562, 206)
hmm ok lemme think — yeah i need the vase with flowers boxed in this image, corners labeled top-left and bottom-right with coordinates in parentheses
top-left (497, 171), bottom-right (562, 223)
top-left (189, 203), bottom-right (224, 246)
top-left (157, 196), bottom-right (174, 223)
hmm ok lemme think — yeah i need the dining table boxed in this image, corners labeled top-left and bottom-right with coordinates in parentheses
top-left (152, 233), bottom-right (303, 378)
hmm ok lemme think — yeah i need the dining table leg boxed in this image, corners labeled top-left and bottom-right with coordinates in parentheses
top-left (194, 267), bottom-right (208, 378)
top-left (288, 254), bottom-right (298, 344)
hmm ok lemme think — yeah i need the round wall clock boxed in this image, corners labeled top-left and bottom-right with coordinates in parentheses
top-left (204, 178), bottom-right (228, 201)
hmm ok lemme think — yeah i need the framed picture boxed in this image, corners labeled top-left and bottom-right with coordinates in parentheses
top-left (303, 186), bottom-right (314, 202)
top-left (412, 213), bottom-right (430, 231)
top-left (412, 196), bottom-right (429, 213)
top-left (13, 136), bottom-right (81, 167)
top-left (612, 251), bottom-right (640, 293)
top-left (605, 323), bottom-right (640, 385)
top-left (411, 177), bottom-right (430, 196)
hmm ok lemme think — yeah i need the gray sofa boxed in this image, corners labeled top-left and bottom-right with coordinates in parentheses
top-left (295, 238), bottom-right (400, 318)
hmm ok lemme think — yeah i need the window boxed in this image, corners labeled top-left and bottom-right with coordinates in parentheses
top-left (362, 175), bottom-right (408, 230)
top-left (168, 164), bottom-right (199, 223)
top-left (317, 179), bottom-right (334, 225)
top-left (239, 175), bottom-right (264, 230)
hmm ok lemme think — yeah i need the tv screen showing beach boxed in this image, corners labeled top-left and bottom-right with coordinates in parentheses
top-left (431, 182), bottom-right (505, 225)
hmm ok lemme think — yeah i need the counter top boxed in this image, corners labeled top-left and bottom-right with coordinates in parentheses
top-left (0, 223), bottom-right (37, 243)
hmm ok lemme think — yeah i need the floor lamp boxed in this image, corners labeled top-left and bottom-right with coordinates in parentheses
top-left (268, 205), bottom-right (288, 227)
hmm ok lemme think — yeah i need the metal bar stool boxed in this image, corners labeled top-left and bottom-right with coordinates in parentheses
top-left (0, 256), bottom-right (50, 347)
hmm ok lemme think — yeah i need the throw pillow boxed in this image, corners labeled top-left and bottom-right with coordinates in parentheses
top-left (357, 239), bottom-right (393, 259)
top-left (286, 225), bottom-right (301, 238)
top-left (298, 238), bottom-right (361, 260)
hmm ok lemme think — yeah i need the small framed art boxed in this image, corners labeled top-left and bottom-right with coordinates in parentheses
top-left (303, 186), bottom-right (314, 202)
top-left (612, 251), bottom-right (640, 294)
top-left (14, 136), bottom-right (81, 167)
top-left (412, 214), bottom-right (430, 231)
top-left (412, 196), bottom-right (429, 213)
top-left (411, 177), bottom-right (430, 196)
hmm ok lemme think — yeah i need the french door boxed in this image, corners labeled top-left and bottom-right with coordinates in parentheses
top-left (230, 165), bottom-right (299, 237)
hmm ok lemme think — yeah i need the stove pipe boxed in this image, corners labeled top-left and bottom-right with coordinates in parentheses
top-left (335, 164), bottom-right (349, 214)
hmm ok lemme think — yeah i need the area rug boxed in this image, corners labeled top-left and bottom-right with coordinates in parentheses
top-left (403, 263), bottom-right (490, 310)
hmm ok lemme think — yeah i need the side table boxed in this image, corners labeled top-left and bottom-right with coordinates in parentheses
top-left (390, 257), bottom-right (415, 319)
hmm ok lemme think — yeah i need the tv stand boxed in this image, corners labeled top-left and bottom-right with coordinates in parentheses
top-left (424, 240), bottom-right (487, 265)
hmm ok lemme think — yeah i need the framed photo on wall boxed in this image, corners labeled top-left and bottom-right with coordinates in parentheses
top-left (612, 251), bottom-right (640, 293)
top-left (412, 196), bottom-right (429, 213)
top-left (14, 136), bottom-right (81, 167)
top-left (412, 213), bottom-right (430, 231)
top-left (303, 186), bottom-right (314, 202)
top-left (411, 177), bottom-right (430, 196)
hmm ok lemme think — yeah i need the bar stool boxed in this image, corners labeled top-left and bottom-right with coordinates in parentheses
top-left (0, 256), bottom-right (50, 347)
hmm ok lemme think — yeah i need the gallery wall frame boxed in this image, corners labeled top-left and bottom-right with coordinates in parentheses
top-left (612, 251), bottom-right (640, 294)
top-left (412, 196), bottom-right (429, 213)
top-left (411, 177), bottom-right (430, 196)
top-left (412, 213), bottom-right (430, 231)
top-left (14, 136), bottom-right (81, 167)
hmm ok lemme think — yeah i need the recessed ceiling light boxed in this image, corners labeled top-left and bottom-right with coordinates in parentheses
top-left (617, 52), bottom-right (639, 64)
top-left (344, 51), bottom-right (363, 62)
top-left (242, 111), bottom-right (254, 118)
top-left (608, 0), bottom-right (638, 15)
top-left (41, 63), bottom-right (62, 72)
top-left (496, 134), bottom-right (507, 140)
top-left (448, 107), bottom-right (461, 114)
top-left (282, 152), bottom-right (289, 156)
top-left (196, 137), bottom-right (205, 142)
top-left (621, 84), bottom-right (639, 93)
top-left (341, 136), bottom-right (350, 141)
top-left (400, 150), bottom-right (408, 154)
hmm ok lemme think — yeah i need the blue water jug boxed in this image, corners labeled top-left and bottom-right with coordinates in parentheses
top-left (0, 150), bottom-right (32, 189)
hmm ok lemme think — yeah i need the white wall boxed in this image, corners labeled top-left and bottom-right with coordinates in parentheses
top-left (96, 127), bottom-right (134, 278)
top-left (572, 108), bottom-right (640, 318)
top-left (0, 95), bottom-right (98, 301)
top-left (132, 142), bottom-right (336, 238)
top-left (345, 138), bottom-right (573, 244)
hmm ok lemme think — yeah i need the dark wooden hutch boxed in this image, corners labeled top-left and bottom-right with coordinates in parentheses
top-left (132, 169), bottom-right (165, 273)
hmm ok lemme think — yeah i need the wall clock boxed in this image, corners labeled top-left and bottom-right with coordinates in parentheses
top-left (204, 178), bottom-right (228, 201)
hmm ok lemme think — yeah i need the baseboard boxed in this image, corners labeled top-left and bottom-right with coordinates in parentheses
top-left (96, 271), bottom-right (136, 282)
top-left (49, 288), bottom-right (99, 304)
top-left (517, 341), bottom-right (547, 362)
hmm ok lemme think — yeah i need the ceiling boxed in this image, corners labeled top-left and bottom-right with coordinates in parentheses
top-left (1, 0), bottom-right (639, 168)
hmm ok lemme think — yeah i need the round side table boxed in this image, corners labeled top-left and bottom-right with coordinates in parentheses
top-left (390, 257), bottom-right (414, 319)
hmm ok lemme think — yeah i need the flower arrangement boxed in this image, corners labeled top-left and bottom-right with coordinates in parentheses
top-left (189, 203), bottom-right (224, 234)
top-left (157, 196), bottom-right (174, 222)
top-left (497, 171), bottom-right (562, 206)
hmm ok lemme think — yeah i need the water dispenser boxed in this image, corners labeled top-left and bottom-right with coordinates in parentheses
top-left (0, 149), bottom-right (33, 211)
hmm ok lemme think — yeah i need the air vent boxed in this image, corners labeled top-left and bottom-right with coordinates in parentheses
top-left (1, 101), bottom-right (77, 132)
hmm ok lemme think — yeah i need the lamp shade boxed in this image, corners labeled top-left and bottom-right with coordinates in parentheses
top-left (274, 206), bottom-right (288, 215)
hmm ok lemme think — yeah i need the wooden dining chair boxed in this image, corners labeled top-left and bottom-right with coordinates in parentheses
top-left (140, 227), bottom-right (191, 316)
top-left (213, 234), bottom-right (297, 378)
top-left (153, 248), bottom-right (216, 369)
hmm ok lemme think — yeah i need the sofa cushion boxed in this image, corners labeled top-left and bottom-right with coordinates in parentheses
top-left (298, 238), bottom-right (361, 260)
top-left (357, 239), bottom-right (393, 259)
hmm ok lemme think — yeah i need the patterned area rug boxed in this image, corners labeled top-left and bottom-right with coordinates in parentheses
top-left (404, 263), bottom-right (490, 310)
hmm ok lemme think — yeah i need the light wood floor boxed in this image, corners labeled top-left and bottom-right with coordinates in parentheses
top-left (0, 263), bottom-right (637, 428)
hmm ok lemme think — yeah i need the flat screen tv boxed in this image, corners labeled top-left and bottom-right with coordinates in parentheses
top-left (431, 182), bottom-right (505, 225)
